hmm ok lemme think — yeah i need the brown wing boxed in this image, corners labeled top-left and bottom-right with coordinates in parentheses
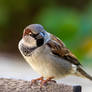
top-left (47, 34), bottom-right (81, 66)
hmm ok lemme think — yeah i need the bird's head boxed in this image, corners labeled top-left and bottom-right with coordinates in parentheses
top-left (22, 24), bottom-right (50, 48)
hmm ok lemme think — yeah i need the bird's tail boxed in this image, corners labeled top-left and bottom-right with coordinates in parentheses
top-left (75, 66), bottom-right (92, 81)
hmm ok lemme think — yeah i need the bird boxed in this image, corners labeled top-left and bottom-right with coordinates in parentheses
top-left (18, 24), bottom-right (92, 85)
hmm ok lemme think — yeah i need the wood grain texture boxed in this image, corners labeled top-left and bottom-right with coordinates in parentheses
top-left (0, 78), bottom-right (81, 92)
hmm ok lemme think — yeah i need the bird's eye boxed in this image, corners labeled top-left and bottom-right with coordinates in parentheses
top-left (30, 33), bottom-right (39, 38)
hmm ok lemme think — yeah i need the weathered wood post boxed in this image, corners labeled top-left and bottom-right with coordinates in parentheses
top-left (0, 78), bottom-right (81, 92)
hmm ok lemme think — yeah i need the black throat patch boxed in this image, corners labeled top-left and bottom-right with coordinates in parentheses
top-left (36, 38), bottom-right (44, 47)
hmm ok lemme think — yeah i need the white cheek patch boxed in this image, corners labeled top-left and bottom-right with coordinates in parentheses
top-left (23, 36), bottom-right (37, 47)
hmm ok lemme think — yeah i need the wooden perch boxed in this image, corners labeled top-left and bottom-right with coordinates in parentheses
top-left (0, 78), bottom-right (81, 92)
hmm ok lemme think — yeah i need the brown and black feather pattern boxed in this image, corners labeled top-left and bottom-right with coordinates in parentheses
top-left (47, 34), bottom-right (81, 66)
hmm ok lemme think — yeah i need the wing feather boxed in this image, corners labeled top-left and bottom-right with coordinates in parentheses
top-left (47, 34), bottom-right (81, 66)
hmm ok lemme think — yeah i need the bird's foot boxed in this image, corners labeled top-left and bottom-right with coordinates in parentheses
top-left (30, 76), bottom-right (43, 86)
top-left (41, 77), bottom-right (55, 86)
top-left (31, 76), bottom-right (55, 87)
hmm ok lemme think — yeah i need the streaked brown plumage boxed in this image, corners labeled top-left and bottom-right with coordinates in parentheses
top-left (18, 24), bottom-right (92, 83)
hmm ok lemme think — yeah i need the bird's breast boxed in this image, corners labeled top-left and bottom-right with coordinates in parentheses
top-left (24, 45), bottom-right (72, 79)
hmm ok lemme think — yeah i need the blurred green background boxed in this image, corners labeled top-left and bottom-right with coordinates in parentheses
top-left (0, 0), bottom-right (92, 66)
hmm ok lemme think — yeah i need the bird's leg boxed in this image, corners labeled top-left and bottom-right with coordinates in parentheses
top-left (31, 76), bottom-right (44, 85)
top-left (41, 76), bottom-right (55, 86)
top-left (31, 76), bottom-right (55, 87)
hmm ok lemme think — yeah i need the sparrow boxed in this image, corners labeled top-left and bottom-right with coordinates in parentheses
top-left (18, 24), bottom-right (92, 84)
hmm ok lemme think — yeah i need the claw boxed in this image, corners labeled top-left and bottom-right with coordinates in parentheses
top-left (31, 76), bottom-right (55, 87)
top-left (41, 77), bottom-right (54, 86)
top-left (30, 76), bottom-right (43, 86)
